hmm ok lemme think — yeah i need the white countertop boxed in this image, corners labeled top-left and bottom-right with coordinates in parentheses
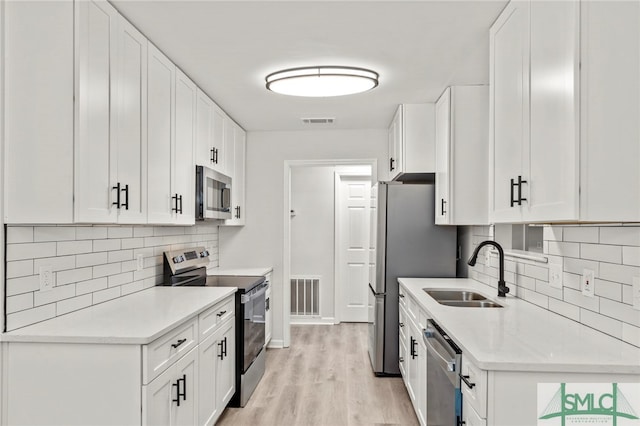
top-left (1, 286), bottom-right (236, 345)
top-left (399, 278), bottom-right (640, 374)
top-left (207, 266), bottom-right (273, 276)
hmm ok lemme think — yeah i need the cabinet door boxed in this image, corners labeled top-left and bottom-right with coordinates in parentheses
top-left (198, 334), bottom-right (219, 426)
top-left (147, 43), bottom-right (175, 224)
top-left (398, 304), bottom-right (408, 380)
top-left (435, 88), bottom-right (451, 225)
top-left (75, 0), bottom-right (118, 223)
top-left (143, 361), bottom-right (174, 426)
top-left (223, 117), bottom-right (235, 178)
top-left (196, 89), bottom-right (214, 166)
top-left (212, 104), bottom-right (227, 174)
top-left (175, 348), bottom-right (199, 426)
top-left (528, 0), bottom-right (579, 221)
top-left (580, 1), bottom-right (640, 221)
top-left (490, 0), bottom-right (529, 223)
top-left (216, 319), bottom-right (236, 408)
top-left (4, 0), bottom-right (74, 223)
top-left (174, 69), bottom-right (197, 225)
top-left (265, 273), bottom-right (273, 346)
top-left (388, 106), bottom-right (403, 180)
top-left (406, 328), bottom-right (418, 405)
top-left (224, 123), bottom-right (246, 226)
top-left (113, 17), bottom-right (147, 224)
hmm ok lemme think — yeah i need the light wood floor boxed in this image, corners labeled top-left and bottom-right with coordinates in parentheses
top-left (218, 323), bottom-right (419, 426)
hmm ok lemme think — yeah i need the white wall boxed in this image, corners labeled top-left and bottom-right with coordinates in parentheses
top-left (218, 129), bottom-right (387, 346)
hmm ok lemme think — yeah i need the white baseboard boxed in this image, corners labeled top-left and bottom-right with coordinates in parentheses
top-left (266, 339), bottom-right (284, 349)
top-left (290, 317), bottom-right (335, 325)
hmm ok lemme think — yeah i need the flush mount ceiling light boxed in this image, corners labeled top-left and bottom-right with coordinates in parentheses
top-left (265, 66), bottom-right (379, 97)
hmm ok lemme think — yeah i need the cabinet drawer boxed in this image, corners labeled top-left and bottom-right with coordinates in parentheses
top-left (399, 286), bottom-right (408, 309)
top-left (407, 295), bottom-right (419, 323)
top-left (143, 318), bottom-right (198, 384)
top-left (463, 397), bottom-right (486, 426)
top-left (461, 355), bottom-right (488, 418)
top-left (199, 295), bottom-right (235, 341)
top-left (399, 305), bottom-right (408, 342)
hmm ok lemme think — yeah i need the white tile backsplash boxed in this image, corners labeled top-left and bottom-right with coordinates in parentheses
top-left (469, 224), bottom-right (640, 348)
top-left (5, 223), bottom-right (219, 331)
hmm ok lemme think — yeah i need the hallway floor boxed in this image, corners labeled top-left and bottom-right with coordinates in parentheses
top-left (218, 323), bottom-right (419, 426)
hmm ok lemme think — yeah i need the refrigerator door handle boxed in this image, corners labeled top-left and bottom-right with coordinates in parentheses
top-left (369, 283), bottom-right (386, 296)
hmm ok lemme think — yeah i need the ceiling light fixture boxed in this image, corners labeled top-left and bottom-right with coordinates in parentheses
top-left (265, 66), bottom-right (379, 97)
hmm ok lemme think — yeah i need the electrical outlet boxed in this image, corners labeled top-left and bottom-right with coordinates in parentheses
top-left (39, 265), bottom-right (54, 292)
top-left (484, 249), bottom-right (491, 266)
top-left (582, 269), bottom-right (595, 297)
top-left (633, 277), bottom-right (640, 311)
top-left (137, 254), bottom-right (144, 271)
top-left (549, 264), bottom-right (563, 289)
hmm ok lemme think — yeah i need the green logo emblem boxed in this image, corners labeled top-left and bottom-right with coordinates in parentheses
top-left (539, 383), bottom-right (639, 425)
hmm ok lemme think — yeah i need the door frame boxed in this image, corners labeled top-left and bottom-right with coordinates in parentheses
top-left (334, 170), bottom-right (372, 324)
top-left (283, 159), bottom-right (376, 346)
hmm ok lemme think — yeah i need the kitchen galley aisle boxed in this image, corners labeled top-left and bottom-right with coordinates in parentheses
top-left (218, 323), bottom-right (418, 425)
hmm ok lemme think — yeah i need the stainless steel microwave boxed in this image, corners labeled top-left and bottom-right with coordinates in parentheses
top-left (196, 165), bottom-right (232, 220)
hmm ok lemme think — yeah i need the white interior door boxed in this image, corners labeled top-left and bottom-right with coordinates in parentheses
top-left (337, 174), bottom-right (371, 323)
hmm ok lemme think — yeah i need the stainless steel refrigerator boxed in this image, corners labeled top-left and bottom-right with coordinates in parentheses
top-left (368, 181), bottom-right (457, 376)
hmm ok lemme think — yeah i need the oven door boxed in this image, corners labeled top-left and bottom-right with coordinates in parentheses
top-left (241, 283), bottom-right (266, 372)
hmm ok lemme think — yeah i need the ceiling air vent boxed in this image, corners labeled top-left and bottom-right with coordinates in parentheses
top-left (301, 117), bottom-right (335, 125)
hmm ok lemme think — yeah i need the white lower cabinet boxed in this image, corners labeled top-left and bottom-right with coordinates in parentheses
top-left (462, 398), bottom-right (486, 426)
top-left (143, 346), bottom-right (199, 426)
top-left (199, 317), bottom-right (235, 426)
top-left (2, 295), bottom-right (236, 426)
top-left (399, 293), bottom-right (427, 426)
top-left (265, 272), bottom-right (273, 346)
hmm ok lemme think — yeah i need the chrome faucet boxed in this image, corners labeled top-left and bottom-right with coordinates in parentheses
top-left (467, 240), bottom-right (510, 297)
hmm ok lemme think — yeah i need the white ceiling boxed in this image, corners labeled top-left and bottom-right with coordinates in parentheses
top-left (111, 1), bottom-right (508, 131)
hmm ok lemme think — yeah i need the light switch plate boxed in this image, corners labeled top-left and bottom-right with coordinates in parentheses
top-left (549, 264), bottom-right (563, 289)
top-left (633, 277), bottom-right (640, 311)
top-left (484, 249), bottom-right (491, 266)
top-left (39, 265), bottom-right (54, 292)
top-left (136, 254), bottom-right (144, 271)
top-left (582, 269), bottom-right (595, 297)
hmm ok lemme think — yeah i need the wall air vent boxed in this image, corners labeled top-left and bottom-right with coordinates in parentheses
top-left (301, 117), bottom-right (335, 125)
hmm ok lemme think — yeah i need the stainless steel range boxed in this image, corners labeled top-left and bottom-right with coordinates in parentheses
top-left (161, 247), bottom-right (266, 407)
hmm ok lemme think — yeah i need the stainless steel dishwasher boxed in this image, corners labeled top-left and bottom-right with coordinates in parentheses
top-left (424, 319), bottom-right (463, 426)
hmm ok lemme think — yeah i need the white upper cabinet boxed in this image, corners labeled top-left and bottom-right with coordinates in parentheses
top-left (212, 103), bottom-right (229, 175)
top-left (387, 104), bottom-right (436, 181)
top-left (75, 0), bottom-right (119, 223)
top-left (579, 0), bottom-right (640, 221)
top-left (4, 0), bottom-right (74, 224)
top-left (491, 0), bottom-right (640, 223)
top-left (489, 0), bottom-right (530, 223)
top-left (75, 0), bottom-right (147, 224)
top-left (435, 86), bottom-right (489, 225)
top-left (196, 94), bottom-right (229, 175)
top-left (147, 43), bottom-right (176, 224)
top-left (223, 122), bottom-right (246, 226)
top-left (174, 69), bottom-right (197, 225)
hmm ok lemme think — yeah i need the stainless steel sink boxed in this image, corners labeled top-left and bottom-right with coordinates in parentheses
top-left (438, 300), bottom-right (503, 308)
top-left (422, 289), bottom-right (503, 308)
top-left (424, 289), bottom-right (487, 301)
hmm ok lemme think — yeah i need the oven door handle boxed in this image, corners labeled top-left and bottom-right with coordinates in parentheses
top-left (241, 284), bottom-right (267, 304)
top-left (423, 328), bottom-right (457, 373)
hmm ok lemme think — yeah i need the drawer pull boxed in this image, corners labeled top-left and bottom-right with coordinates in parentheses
top-left (171, 338), bottom-right (187, 349)
top-left (460, 374), bottom-right (476, 389)
top-left (399, 357), bottom-right (404, 363)
top-left (216, 310), bottom-right (227, 317)
top-left (399, 322), bottom-right (404, 328)
top-left (399, 293), bottom-right (405, 298)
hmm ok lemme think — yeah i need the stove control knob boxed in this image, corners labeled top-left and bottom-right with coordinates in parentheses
top-left (200, 250), bottom-right (209, 258)
top-left (173, 255), bottom-right (185, 264)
